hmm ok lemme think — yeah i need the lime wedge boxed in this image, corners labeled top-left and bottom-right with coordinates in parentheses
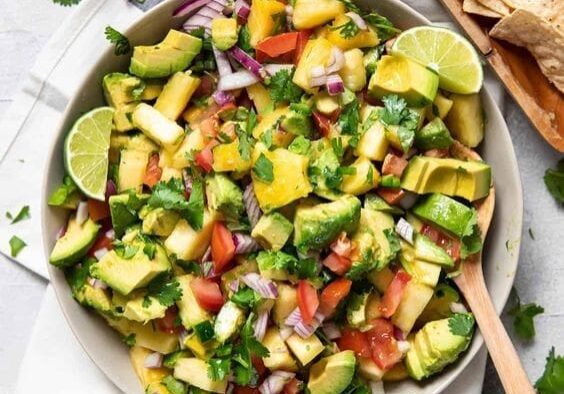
top-left (64, 107), bottom-right (114, 201)
top-left (391, 26), bottom-right (483, 94)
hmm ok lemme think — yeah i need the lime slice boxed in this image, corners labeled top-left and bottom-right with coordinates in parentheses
top-left (391, 26), bottom-right (483, 94)
top-left (64, 107), bottom-right (114, 201)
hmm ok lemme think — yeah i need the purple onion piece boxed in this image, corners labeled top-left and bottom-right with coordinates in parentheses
top-left (229, 279), bottom-right (240, 293)
top-left (213, 45), bottom-right (233, 77)
top-left (326, 73), bottom-right (345, 96)
top-left (228, 46), bottom-right (269, 80)
top-left (201, 246), bottom-right (212, 263)
top-left (105, 179), bottom-right (117, 201)
top-left (241, 273), bottom-right (278, 299)
top-left (345, 11), bottom-right (368, 30)
top-left (174, 0), bottom-right (212, 17)
top-left (213, 90), bottom-right (235, 106)
top-left (76, 201), bottom-right (89, 225)
top-left (143, 352), bottom-right (163, 369)
top-left (233, 233), bottom-right (261, 254)
top-left (243, 183), bottom-right (262, 228)
top-left (259, 371), bottom-right (295, 394)
top-left (253, 310), bottom-right (269, 342)
top-left (284, 307), bottom-right (302, 327)
top-left (235, 0), bottom-right (251, 22)
top-left (321, 321), bottom-right (342, 340)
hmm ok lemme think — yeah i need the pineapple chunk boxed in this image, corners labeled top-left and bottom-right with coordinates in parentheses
top-left (392, 281), bottom-right (434, 333)
top-left (213, 139), bottom-right (252, 173)
top-left (426, 92), bottom-right (454, 121)
top-left (118, 150), bottom-right (149, 193)
top-left (247, 83), bottom-right (273, 115)
top-left (368, 266), bottom-right (395, 293)
top-left (339, 49), bottom-right (367, 92)
top-left (356, 105), bottom-right (388, 161)
top-left (326, 15), bottom-right (380, 50)
top-left (292, 0), bottom-right (345, 30)
top-left (171, 128), bottom-right (206, 169)
top-left (248, 0), bottom-right (286, 47)
top-left (252, 107), bottom-right (294, 147)
top-left (251, 144), bottom-right (312, 212)
top-left (164, 210), bottom-right (218, 261)
top-left (340, 156), bottom-right (380, 195)
top-left (132, 103), bottom-right (185, 151)
top-left (130, 346), bottom-right (170, 387)
top-left (262, 328), bottom-right (298, 371)
top-left (161, 167), bottom-right (182, 181)
top-left (358, 357), bottom-right (385, 381)
top-left (293, 38), bottom-right (334, 92)
top-left (286, 334), bottom-right (324, 366)
top-left (154, 72), bottom-right (200, 121)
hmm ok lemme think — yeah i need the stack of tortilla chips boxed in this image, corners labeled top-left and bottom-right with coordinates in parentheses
top-left (462, 0), bottom-right (563, 93)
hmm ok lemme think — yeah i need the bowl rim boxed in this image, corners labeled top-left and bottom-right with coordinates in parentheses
top-left (41, 0), bottom-right (523, 393)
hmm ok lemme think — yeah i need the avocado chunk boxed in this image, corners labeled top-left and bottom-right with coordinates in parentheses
top-left (445, 93), bottom-right (484, 148)
top-left (109, 193), bottom-right (150, 237)
top-left (90, 243), bottom-right (171, 295)
top-left (142, 207), bottom-right (180, 237)
top-left (401, 156), bottom-right (491, 202)
top-left (307, 351), bottom-right (356, 394)
top-left (309, 147), bottom-right (343, 200)
top-left (112, 290), bottom-right (167, 323)
top-left (130, 29), bottom-right (202, 79)
top-left (414, 117), bottom-right (453, 150)
top-left (339, 156), bottom-right (380, 196)
top-left (369, 55), bottom-right (439, 106)
top-left (346, 292), bottom-right (370, 328)
top-left (405, 315), bottom-right (473, 380)
top-left (413, 193), bottom-right (478, 240)
top-left (399, 241), bottom-right (442, 287)
top-left (214, 301), bottom-right (245, 343)
top-left (205, 173), bottom-right (244, 220)
top-left (176, 275), bottom-right (212, 328)
top-left (418, 284), bottom-right (460, 324)
top-left (350, 209), bottom-right (397, 271)
top-left (104, 315), bottom-right (179, 354)
top-left (251, 212), bottom-right (294, 251)
top-left (66, 258), bottom-right (112, 313)
top-left (364, 193), bottom-right (404, 215)
top-left (49, 217), bottom-right (100, 268)
top-left (154, 71), bottom-right (200, 120)
top-left (211, 17), bottom-right (239, 51)
top-left (164, 210), bottom-right (218, 261)
top-left (281, 105), bottom-right (313, 137)
top-left (414, 233), bottom-right (454, 267)
top-left (174, 358), bottom-right (227, 393)
top-left (293, 195), bottom-right (361, 251)
top-left (132, 103), bottom-right (185, 151)
top-left (262, 327), bottom-right (298, 371)
top-left (103, 73), bottom-right (143, 108)
top-left (286, 333), bottom-right (324, 366)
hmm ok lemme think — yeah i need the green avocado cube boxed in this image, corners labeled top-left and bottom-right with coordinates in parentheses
top-left (112, 291), bottom-right (167, 323)
top-left (142, 207), bottom-right (180, 237)
top-left (211, 17), bottom-right (239, 51)
top-left (281, 107), bottom-right (313, 137)
top-left (49, 217), bottom-right (100, 268)
top-left (251, 212), bottom-right (294, 251)
top-left (414, 234), bottom-right (454, 268)
top-left (307, 351), bottom-right (356, 394)
top-left (103, 72), bottom-right (142, 108)
top-left (205, 173), bottom-right (244, 220)
top-left (414, 117), bottom-right (454, 151)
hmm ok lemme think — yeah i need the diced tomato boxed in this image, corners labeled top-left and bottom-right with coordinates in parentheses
top-left (380, 271), bottom-right (411, 318)
top-left (87, 231), bottom-right (114, 257)
top-left (330, 232), bottom-right (352, 258)
top-left (382, 153), bottom-right (409, 178)
top-left (365, 319), bottom-right (403, 370)
top-left (294, 30), bottom-right (312, 64)
top-left (377, 187), bottom-right (405, 205)
top-left (252, 355), bottom-right (267, 377)
top-left (319, 278), bottom-right (352, 315)
top-left (190, 277), bottom-right (225, 312)
top-left (283, 378), bottom-right (303, 394)
top-left (217, 102), bottom-right (238, 120)
top-left (234, 387), bottom-right (260, 394)
top-left (195, 145), bottom-right (214, 173)
top-left (297, 280), bottom-right (319, 324)
top-left (200, 116), bottom-right (220, 140)
top-left (421, 224), bottom-right (462, 261)
top-left (156, 307), bottom-right (180, 334)
top-left (424, 148), bottom-right (449, 158)
top-left (312, 111), bottom-right (331, 137)
top-left (143, 153), bottom-right (162, 188)
top-left (322, 252), bottom-right (352, 276)
top-left (446, 239), bottom-right (461, 261)
top-left (87, 199), bottom-right (110, 222)
top-left (256, 32), bottom-right (299, 63)
top-left (211, 222), bottom-right (236, 273)
top-left (337, 328), bottom-right (371, 358)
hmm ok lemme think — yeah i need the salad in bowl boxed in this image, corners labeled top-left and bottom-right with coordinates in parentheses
top-left (46, 0), bottom-right (492, 393)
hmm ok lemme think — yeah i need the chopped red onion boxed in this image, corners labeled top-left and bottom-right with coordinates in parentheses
top-left (284, 308), bottom-right (302, 327)
top-left (202, 261), bottom-right (214, 277)
top-left (179, 329), bottom-right (189, 349)
top-left (201, 245), bottom-right (212, 263)
top-left (293, 311), bottom-right (325, 339)
top-left (235, 0), bottom-right (251, 22)
top-left (183, 0), bottom-right (229, 34)
top-left (279, 325), bottom-right (294, 340)
top-left (326, 74), bottom-right (345, 96)
top-left (76, 201), bottom-right (89, 225)
top-left (213, 90), bottom-right (235, 106)
top-left (229, 279), bottom-right (240, 293)
top-left (309, 65), bottom-right (327, 88)
top-left (93, 247), bottom-right (109, 261)
top-left (213, 45), bottom-right (233, 77)
top-left (241, 273), bottom-right (278, 299)
top-left (285, 4), bottom-right (293, 16)
top-left (105, 180), bottom-right (117, 200)
top-left (182, 170), bottom-right (193, 196)
top-left (254, 310), bottom-right (270, 341)
top-left (233, 233), bottom-right (261, 254)
top-left (393, 326), bottom-right (406, 341)
top-left (395, 218), bottom-right (414, 245)
top-left (144, 352), bottom-right (163, 369)
top-left (93, 279), bottom-right (108, 290)
top-left (56, 224), bottom-right (67, 240)
top-left (243, 183), bottom-right (262, 228)
top-left (174, 0), bottom-right (212, 17)
top-left (330, 232), bottom-right (352, 257)
top-left (370, 381), bottom-right (386, 394)
top-left (397, 340), bottom-right (411, 353)
top-left (105, 229), bottom-right (115, 240)
top-left (218, 69), bottom-right (259, 90)
top-left (259, 371), bottom-right (295, 394)
top-left (450, 302), bottom-right (468, 314)
top-left (228, 47), bottom-right (269, 80)
top-left (326, 47), bottom-right (345, 74)
top-left (321, 321), bottom-right (342, 340)
top-left (399, 191), bottom-right (418, 210)
top-left (345, 12), bottom-right (368, 30)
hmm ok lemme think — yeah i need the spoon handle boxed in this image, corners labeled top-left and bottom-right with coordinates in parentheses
top-left (455, 260), bottom-right (535, 394)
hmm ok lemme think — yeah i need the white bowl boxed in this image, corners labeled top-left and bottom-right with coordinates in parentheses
top-left (41, 1), bottom-right (523, 393)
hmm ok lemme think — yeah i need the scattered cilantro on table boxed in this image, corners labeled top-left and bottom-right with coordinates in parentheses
top-left (9, 236), bottom-right (26, 258)
top-left (6, 205), bottom-right (30, 224)
top-left (53, 0), bottom-right (81, 6)
top-left (105, 26), bottom-right (131, 56)
top-left (544, 158), bottom-right (564, 204)
top-left (535, 347), bottom-right (564, 394)
top-left (508, 289), bottom-right (544, 341)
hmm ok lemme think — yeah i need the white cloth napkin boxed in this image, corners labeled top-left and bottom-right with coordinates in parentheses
top-left (2, 0), bottom-right (501, 392)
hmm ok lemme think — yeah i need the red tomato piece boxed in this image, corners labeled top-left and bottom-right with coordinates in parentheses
top-left (234, 387), bottom-right (260, 394)
top-left (382, 153), bottom-right (409, 178)
top-left (424, 148), bottom-right (449, 158)
top-left (87, 199), bottom-right (110, 222)
top-left (283, 378), bottom-right (303, 394)
top-left (366, 318), bottom-right (403, 370)
top-left (297, 280), bottom-right (319, 324)
top-left (87, 231), bottom-right (114, 257)
top-left (380, 271), bottom-right (411, 318)
top-left (200, 116), bottom-right (220, 140)
top-left (421, 224), bottom-right (462, 261)
top-left (322, 252), bottom-right (352, 276)
top-left (319, 278), bottom-right (352, 316)
top-left (252, 355), bottom-right (267, 378)
top-left (256, 32), bottom-right (299, 63)
top-left (337, 328), bottom-right (371, 358)
top-left (195, 145), bottom-right (214, 173)
top-left (156, 307), bottom-right (180, 334)
top-left (330, 232), bottom-right (352, 258)
top-left (312, 111), bottom-right (331, 137)
top-left (190, 277), bottom-right (224, 312)
top-left (211, 222), bottom-right (236, 273)
top-left (143, 153), bottom-right (163, 188)
top-left (294, 30), bottom-right (312, 64)
top-left (377, 187), bottom-right (406, 205)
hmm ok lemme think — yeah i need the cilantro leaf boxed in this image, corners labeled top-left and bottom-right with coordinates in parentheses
top-left (148, 178), bottom-right (204, 230)
top-left (448, 313), bottom-right (475, 337)
top-left (288, 135), bottom-right (312, 156)
top-left (208, 358), bottom-right (231, 381)
top-left (338, 0), bottom-right (361, 13)
top-left (113, 241), bottom-right (139, 260)
top-left (509, 291), bottom-right (544, 340)
top-left (6, 205), bottom-right (30, 224)
top-left (237, 25), bottom-right (254, 54)
top-left (241, 313), bottom-right (269, 358)
top-left (53, 0), bottom-right (81, 6)
top-left (331, 19), bottom-right (361, 39)
top-left (544, 159), bottom-right (564, 204)
top-left (9, 236), bottom-right (26, 258)
top-left (122, 333), bottom-right (136, 347)
top-left (194, 321), bottom-right (215, 342)
top-left (346, 259), bottom-right (378, 281)
top-left (267, 69), bottom-right (304, 105)
top-left (65, 258), bottom-right (96, 293)
top-left (252, 153), bottom-right (274, 183)
top-left (48, 176), bottom-right (79, 207)
top-left (145, 274), bottom-right (183, 308)
top-left (535, 347), bottom-right (564, 394)
top-left (363, 12), bottom-right (401, 41)
top-left (104, 26), bottom-right (131, 56)
top-left (380, 95), bottom-right (407, 125)
top-left (380, 95), bottom-right (420, 152)
top-left (383, 228), bottom-right (401, 260)
top-left (338, 97), bottom-right (360, 137)
top-left (161, 376), bottom-right (186, 394)
top-left (186, 178), bottom-right (205, 230)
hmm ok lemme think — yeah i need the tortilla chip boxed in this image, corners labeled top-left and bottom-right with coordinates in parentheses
top-left (475, 0), bottom-right (511, 15)
top-left (463, 0), bottom-right (503, 17)
top-left (490, 9), bottom-right (564, 93)
top-left (508, 0), bottom-right (563, 32)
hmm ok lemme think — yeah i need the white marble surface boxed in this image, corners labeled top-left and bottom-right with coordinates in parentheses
top-left (0, 1), bottom-right (562, 394)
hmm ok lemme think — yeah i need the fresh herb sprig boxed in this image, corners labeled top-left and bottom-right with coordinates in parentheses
top-left (105, 26), bottom-right (131, 56)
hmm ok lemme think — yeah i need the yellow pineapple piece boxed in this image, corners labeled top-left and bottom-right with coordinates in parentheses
top-left (292, 0), bottom-right (345, 30)
top-left (246, 83), bottom-right (273, 115)
top-left (293, 38), bottom-right (334, 92)
top-left (248, 0), bottom-right (286, 47)
top-left (171, 128), bottom-right (206, 169)
top-left (339, 48), bottom-right (367, 92)
top-left (130, 346), bottom-right (170, 388)
top-left (326, 15), bottom-right (380, 51)
top-left (213, 139), bottom-right (252, 173)
top-left (252, 107), bottom-right (294, 147)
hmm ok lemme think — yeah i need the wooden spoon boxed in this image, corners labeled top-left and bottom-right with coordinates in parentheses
top-left (450, 141), bottom-right (534, 394)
